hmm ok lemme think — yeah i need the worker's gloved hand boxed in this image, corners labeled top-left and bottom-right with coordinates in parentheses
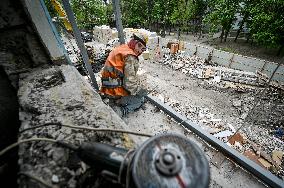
top-left (136, 88), bottom-right (148, 98)
top-left (118, 94), bottom-right (146, 117)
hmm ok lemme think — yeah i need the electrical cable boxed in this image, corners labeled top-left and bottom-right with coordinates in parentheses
top-left (0, 138), bottom-right (57, 157)
top-left (19, 172), bottom-right (54, 188)
top-left (19, 122), bottom-right (153, 137)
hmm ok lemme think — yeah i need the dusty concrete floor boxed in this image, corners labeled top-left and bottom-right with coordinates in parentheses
top-left (122, 103), bottom-right (266, 188)
top-left (119, 60), bottom-right (271, 188)
top-left (63, 34), bottom-right (284, 187)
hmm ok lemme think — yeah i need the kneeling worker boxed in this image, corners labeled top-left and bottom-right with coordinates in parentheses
top-left (100, 33), bottom-right (148, 115)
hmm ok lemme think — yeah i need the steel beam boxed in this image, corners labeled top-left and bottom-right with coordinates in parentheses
top-left (61, 0), bottom-right (99, 90)
top-left (146, 95), bottom-right (284, 188)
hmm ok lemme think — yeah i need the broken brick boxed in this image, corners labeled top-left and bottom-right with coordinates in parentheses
top-left (203, 68), bottom-right (215, 79)
top-left (243, 150), bottom-right (262, 166)
top-left (258, 158), bottom-right (272, 169)
top-left (272, 150), bottom-right (283, 166)
top-left (228, 132), bottom-right (244, 145)
top-left (170, 43), bottom-right (179, 54)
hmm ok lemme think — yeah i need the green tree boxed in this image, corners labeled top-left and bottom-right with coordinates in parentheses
top-left (187, 0), bottom-right (207, 35)
top-left (71, 0), bottom-right (108, 29)
top-left (234, 0), bottom-right (254, 42)
top-left (248, 0), bottom-right (284, 54)
top-left (121, 0), bottom-right (147, 28)
top-left (204, 0), bottom-right (239, 42)
top-left (169, 0), bottom-right (187, 37)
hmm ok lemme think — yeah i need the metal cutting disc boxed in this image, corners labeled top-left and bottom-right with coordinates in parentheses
top-left (131, 133), bottom-right (210, 188)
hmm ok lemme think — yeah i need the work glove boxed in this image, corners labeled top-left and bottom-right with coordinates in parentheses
top-left (118, 94), bottom-right (146, 117)
top-left (136, 88), bottom-right (148, 98)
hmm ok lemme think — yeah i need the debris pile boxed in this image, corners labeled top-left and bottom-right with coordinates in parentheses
top-left (157, 51), bottom-right (268, 87)
top-left (153, 92), bottom-right (284, 179)
top-left (17, 65), bottom-right (129, 187)
top-left (154, 93), bottom-right (238, 141)
top-left (93, 25), bottom-right (116, 44)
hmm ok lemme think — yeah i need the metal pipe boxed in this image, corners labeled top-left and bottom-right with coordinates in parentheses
top-left (61, 0), bottom-right (99, 90)
top-left (146, 95), bottom-right (284, 188)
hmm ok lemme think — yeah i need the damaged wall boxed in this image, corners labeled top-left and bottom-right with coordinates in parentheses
top-left (21, 0), bottom-right (68, 62)
top-left (0, 0), bottom-right (133, 187)
top-left (182, 42), bottom-right (284, 84)
top-left (17, 65), bottom-right (132, 187)
top-left (0, 0), bottom-right (50, 88)
top-left (0, 0), bottom-right (50, 186)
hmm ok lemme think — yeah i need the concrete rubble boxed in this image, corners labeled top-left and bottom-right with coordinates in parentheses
top-left (57, 26), bottom-right (284, 184)
top-left (17, 64), bottom-right (133, 187)
top-left (151, 86), bottom-right (284, 179)
top-left (147, 49), bottom-right (284, 178)
top-left (157, 50), bottom-right (268, 87)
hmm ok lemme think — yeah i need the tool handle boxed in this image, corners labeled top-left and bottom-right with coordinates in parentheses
top-left (78, 142), bottom-right (128, 175)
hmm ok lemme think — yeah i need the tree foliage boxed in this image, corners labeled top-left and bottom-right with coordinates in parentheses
top-left (43, 0), bottom-right (284, 51)
top-left (121, 0), bottom-right (147, 27)
top-left (248, 0), bottom-right (284, 49)
top-left (204, 0), bottom-right (239, 41)
top-left (71, 0), bottom-right (109, 29)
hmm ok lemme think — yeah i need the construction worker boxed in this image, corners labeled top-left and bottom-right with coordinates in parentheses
top-left (100, 33), bottom-right (148, 115)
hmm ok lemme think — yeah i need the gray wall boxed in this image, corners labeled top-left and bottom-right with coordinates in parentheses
top-left (183, 42), bottom-right (284, 84)
top-left (21, 0), bottom-right (67, 62)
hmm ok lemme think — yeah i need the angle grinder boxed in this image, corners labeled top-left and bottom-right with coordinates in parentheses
top-left (62, 133), bottom-right (210, 188)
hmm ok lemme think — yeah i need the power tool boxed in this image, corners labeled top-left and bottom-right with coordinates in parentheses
top-left (60, 133), bottom-right (210, 188)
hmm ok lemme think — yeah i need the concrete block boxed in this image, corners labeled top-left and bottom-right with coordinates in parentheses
top-left (212, 50), bottom-right (233, 61)
top-left (142, 50), bottom-right (150, 60)
top-left (184, 42), bottom-right (196, 56)
top-left (230, 61), bottom-right (259, 73)
top-left (112, 29), bottom-right (118, 39)
top-left (262, 62), bottom-right (284, 75)
top-left (233, 55), bottom-right (265, 70)
top-left (196, 45), bottom-right (213, 60)
top-left (261, 70), bottom-right (284, 82)
top-left (211, 56), bottom-right (230, 66)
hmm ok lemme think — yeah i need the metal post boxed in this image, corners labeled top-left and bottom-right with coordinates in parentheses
top-left (61, 0), bottom-right (99, 90)
top-left (112, 0), bottom-right (125, 44)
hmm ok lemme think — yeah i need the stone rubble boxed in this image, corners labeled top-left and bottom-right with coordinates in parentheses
top-left (157, 50), bottom-right (268, 87)
top-left (150, 53), bottom-right (284, 177)
top-left (62, 29), bottom-right (284, 182)
top-left (152, 90), bottom-right (284, 178)
top-left (17, 65), bottom-right (132, 187)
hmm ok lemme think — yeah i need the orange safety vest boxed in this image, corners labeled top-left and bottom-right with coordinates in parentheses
top-left (100, 44), bottom-right (138, 97)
